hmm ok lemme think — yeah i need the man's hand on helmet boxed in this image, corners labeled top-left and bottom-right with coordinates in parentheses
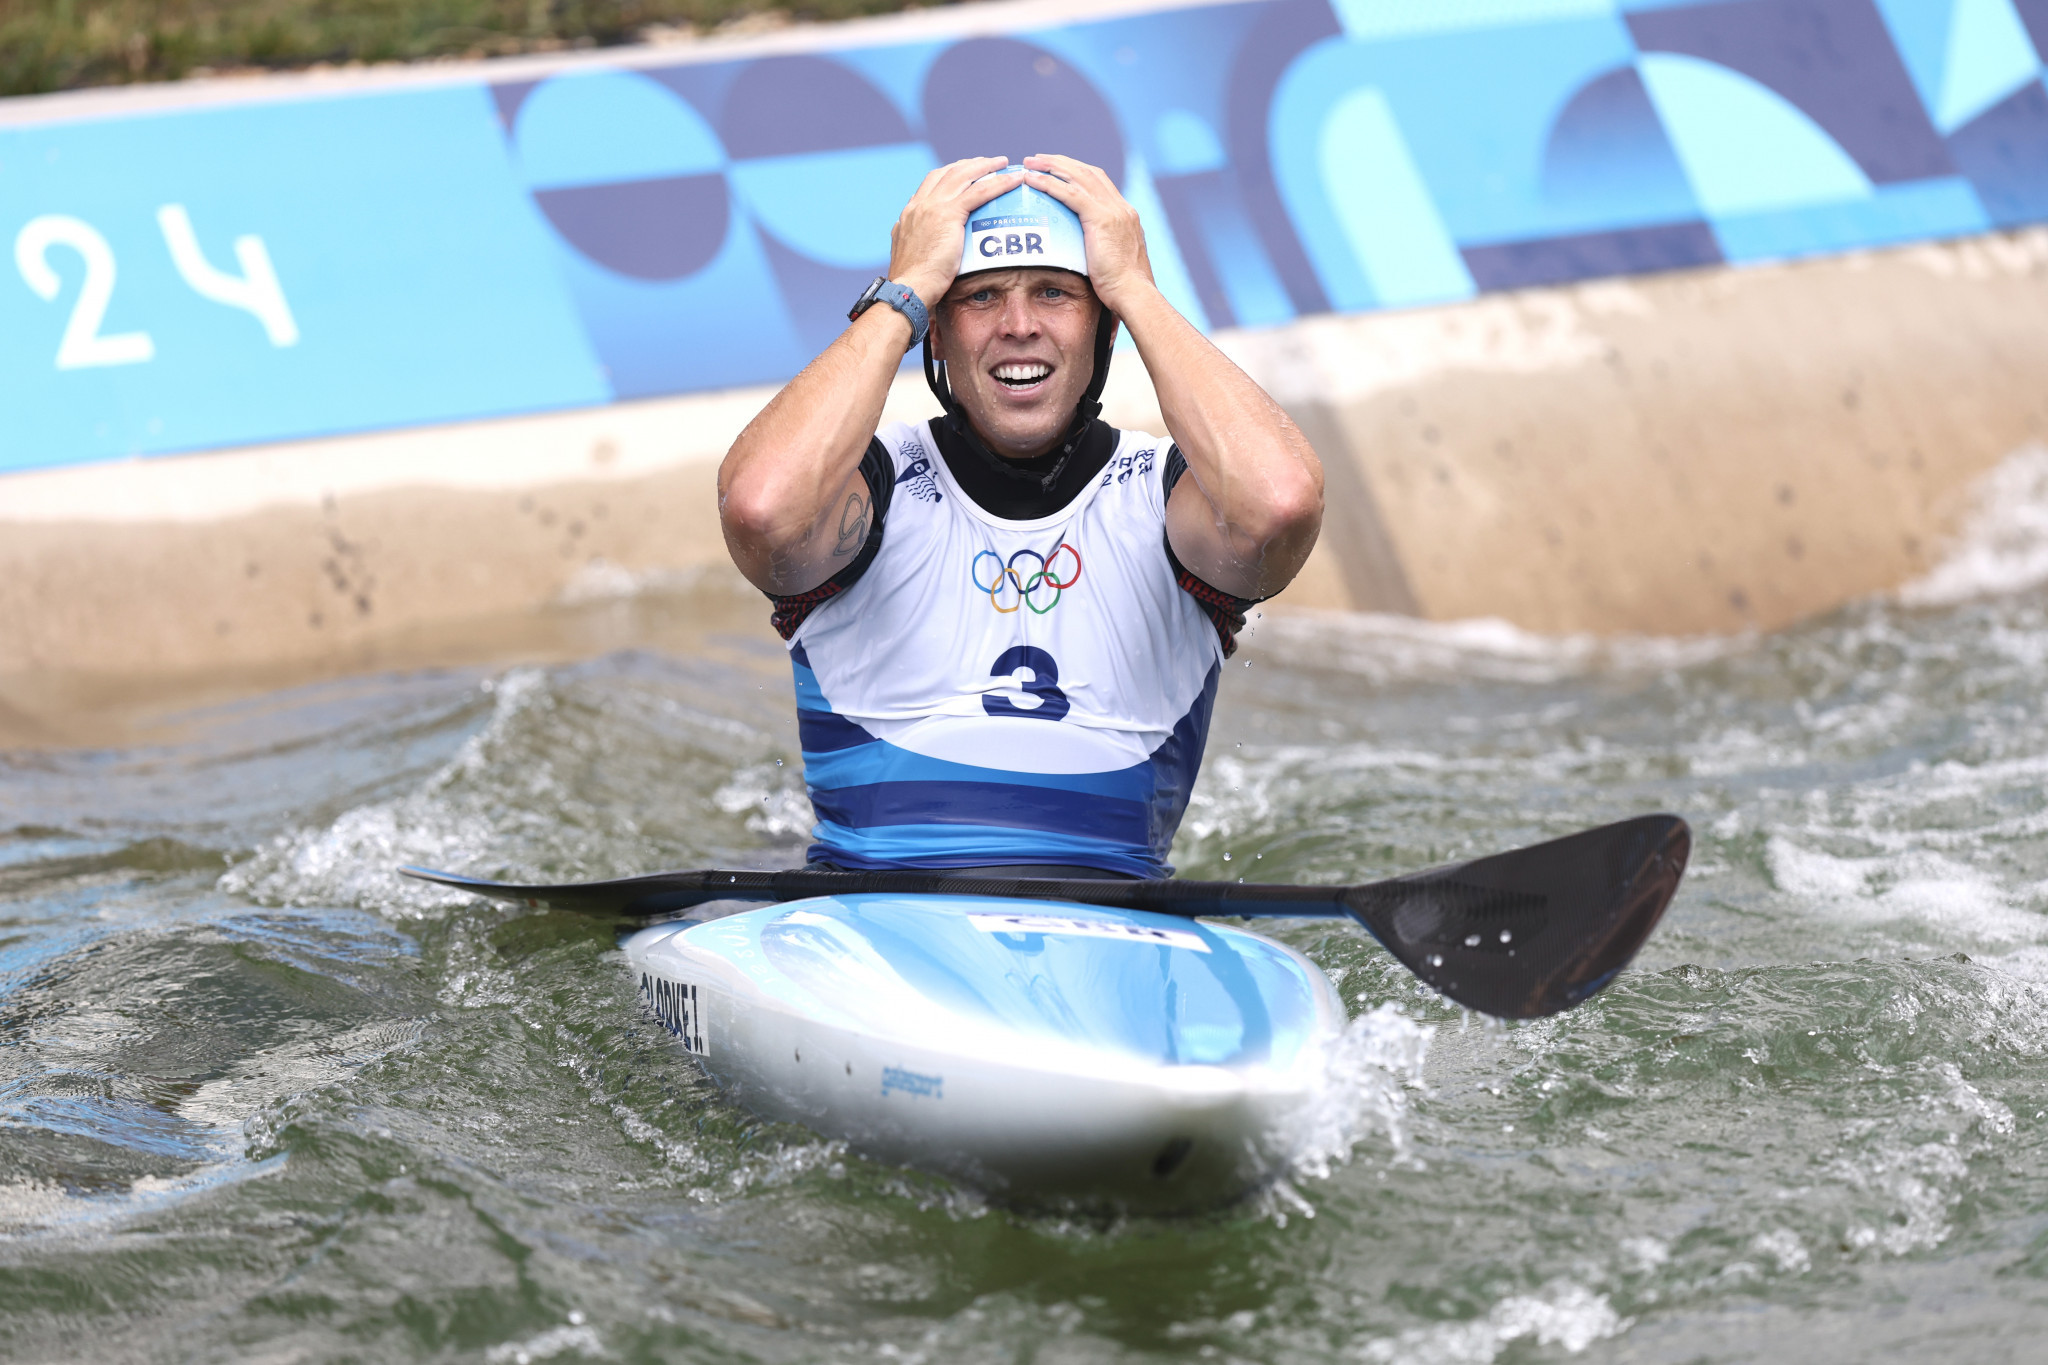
top-left (888, 157), bottom-right (1023, 310)
top-left (1018, 154), bottom-right (1155, 312)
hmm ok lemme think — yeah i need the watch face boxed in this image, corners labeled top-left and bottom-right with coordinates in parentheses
top-left (849, 275), bottom-right (886, 321)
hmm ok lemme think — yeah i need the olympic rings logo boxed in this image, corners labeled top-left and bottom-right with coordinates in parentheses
top-left (970, 543), bottom-right (1083, 614)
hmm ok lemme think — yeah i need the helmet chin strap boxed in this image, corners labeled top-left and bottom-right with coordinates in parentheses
top-left (922, 305), bottom-right (1118, 493)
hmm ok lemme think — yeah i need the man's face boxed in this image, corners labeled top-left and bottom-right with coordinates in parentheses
top-left (933, 268), bottom-right (1105, 460)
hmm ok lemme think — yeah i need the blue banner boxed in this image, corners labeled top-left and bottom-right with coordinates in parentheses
top-left (0, 85), bottom-right (609, 472)
top-left (5, 0), bottom-right (2046, 472)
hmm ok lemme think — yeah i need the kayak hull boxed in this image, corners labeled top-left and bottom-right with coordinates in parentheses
top-left (623, 894), bottom-right (1347, 1210)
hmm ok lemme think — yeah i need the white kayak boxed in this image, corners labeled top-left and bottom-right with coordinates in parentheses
top-left (623, 893), bottom-right (1347, 1210)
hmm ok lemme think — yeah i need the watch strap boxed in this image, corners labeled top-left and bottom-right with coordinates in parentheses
top-left (849, 277), bottom-right (929, 350)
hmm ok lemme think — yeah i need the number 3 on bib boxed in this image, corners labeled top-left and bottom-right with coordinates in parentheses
top-left (983, 646), bottom-right (1069, 722)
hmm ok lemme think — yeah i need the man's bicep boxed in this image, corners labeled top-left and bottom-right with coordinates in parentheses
top-left (725, 450), bottom-right (877, 595)
top-left (1165, 473), bottom-right (1266, 601)
top-left (767, 439), bottom-right (895, 599)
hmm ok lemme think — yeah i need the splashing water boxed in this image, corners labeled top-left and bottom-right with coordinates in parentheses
top-left (1286, 1004), bottom-right (1435, 1185)
top-left (1358, 1281), bottom-right (1629, 1364)
top-left (1898, 444), bottom-right (2048, 607)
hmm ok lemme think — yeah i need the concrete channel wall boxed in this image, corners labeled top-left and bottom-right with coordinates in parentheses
top-left (1244, 228), bottom-right (2048, 635)
top-left (6, 0), bottom-right (2048, 700)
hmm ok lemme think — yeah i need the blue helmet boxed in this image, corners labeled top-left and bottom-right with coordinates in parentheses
top-left (925, 164), bottom-right (1115, 453)
top-left (956, 168), bottom-right (1090, 279)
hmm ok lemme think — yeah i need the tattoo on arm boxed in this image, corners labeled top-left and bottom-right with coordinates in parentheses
top-left (831, 490), bottom-right (870, 557)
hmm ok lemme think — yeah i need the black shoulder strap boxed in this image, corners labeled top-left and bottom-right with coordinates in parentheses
top-left (1163, 444), bottom-right (1190, 498)
top-left (1160, 444), bottom-right (1260, 658)
top-left (768, 438), bottom-right (894, 641)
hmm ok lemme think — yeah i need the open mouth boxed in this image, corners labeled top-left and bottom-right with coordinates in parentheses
top-left (991, 362), bottom-right (1053, 392)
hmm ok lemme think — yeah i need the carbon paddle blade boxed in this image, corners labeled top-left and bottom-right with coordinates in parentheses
top-left (1342, 814), bottom-right (1689, 1019)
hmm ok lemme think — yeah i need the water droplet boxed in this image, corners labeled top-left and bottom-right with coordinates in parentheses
top-left (1223, 852), bottom-right (1232, 861)
top-left (776, 758), bottom-right (783, 766)
top-left (1465, 933), bottom-right (1482, 947)
top-left (1499, 929), bottom-right (1512, 943)
top-left (568, 1311), bottom-right (586, 1326)
top-left (1427, 954), bottom-right (1443, 968)
top-left (1503, 1124), bottom-right (1514, 1134)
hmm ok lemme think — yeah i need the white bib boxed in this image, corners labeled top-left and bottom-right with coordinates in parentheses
top-left (788, 420), bottom-right (1226, 876)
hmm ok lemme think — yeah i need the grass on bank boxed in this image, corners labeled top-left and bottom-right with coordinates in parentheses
top-left (0, 1), bottom-right (949, 98)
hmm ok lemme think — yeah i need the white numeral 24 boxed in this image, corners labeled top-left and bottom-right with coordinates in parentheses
top-left (13, 205), bottom-right (299, 370)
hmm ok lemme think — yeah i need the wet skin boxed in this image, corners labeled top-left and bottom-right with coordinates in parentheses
top-left (929, 267), bottom-right (1112, 460)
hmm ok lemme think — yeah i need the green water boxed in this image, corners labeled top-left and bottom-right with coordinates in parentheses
top-left (6, 582), bottom-right (2048, 1362)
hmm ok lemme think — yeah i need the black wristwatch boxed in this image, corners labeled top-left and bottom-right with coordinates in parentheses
top-left (849, 277), bottom-right (930, 349)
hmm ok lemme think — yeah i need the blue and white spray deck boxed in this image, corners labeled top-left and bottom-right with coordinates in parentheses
top-left (624, 894), bottom-right (1346, 1209)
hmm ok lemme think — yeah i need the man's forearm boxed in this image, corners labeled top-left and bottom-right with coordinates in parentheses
top-left (719, 305), bottom-right (916, 595)
top-left (1117, 284), bottom-right (1323, 596)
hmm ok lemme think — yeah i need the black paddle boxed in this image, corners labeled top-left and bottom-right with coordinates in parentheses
top-left (399, 814), bottom-right (1687, 1019)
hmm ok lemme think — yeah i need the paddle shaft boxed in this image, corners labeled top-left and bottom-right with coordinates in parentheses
top-left (525, 867), bottom-right (1354, 922)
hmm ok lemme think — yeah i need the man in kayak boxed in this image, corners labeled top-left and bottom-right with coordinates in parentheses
top-left (719, 155), bottom-right (1323, 879)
